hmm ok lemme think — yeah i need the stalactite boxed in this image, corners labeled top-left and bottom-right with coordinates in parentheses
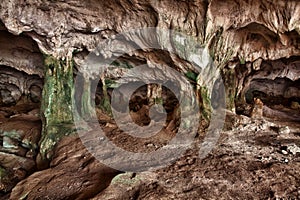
top-left (98, 73), bottom-right (112, 116)
top-left (222, 68), bottom-right (237, 112)
top-left (80, 78), bottom-right (94, 119)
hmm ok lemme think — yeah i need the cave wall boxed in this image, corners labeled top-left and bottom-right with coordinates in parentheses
top-left (0, 0), bottom-right (299, 159)
top-left (0, 0), bottom-right (299, 198)
top-left (0, 0), bottom-right (299, 96)
top-left (0, 25), bottom-right (43, 107)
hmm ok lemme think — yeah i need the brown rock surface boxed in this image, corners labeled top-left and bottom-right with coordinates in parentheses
top-left (0, 110), bottom-right (41, 194)
top-left (92, 116), bottom-right (300, 199)
top-left (0, 0), bottom-right (299, 199)
top-left (10, 135), bottom-right (121, 200)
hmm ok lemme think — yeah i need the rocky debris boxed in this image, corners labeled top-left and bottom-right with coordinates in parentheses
top-left (281, 144), bottom-right (300, 156)
top-left (250, 98), bottom-right (264, 119)
top-left (278, 126), bottom-right (291, 135)
top-left (10, 135), bottom-right (121, 200)
top-left (91, 172), bottom-right (159, 200)
top-left (90, 115), bottom-right (300, 199)
top-left (287, 144), bottom-right (300, 155)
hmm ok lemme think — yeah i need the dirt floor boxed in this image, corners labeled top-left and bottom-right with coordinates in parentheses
top-left (90, 108), bottom-right (300, 199)
top-left (0, 99), bottom-right (299, 199)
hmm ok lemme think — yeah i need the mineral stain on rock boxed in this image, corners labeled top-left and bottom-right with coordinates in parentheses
top-left (0, 0), bottom-right (300, 199)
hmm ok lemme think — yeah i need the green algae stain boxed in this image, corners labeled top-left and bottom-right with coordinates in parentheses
top-left (39, 55), bottom-right (77, 161)
top-left (185, 71), bottom-right (198, 82)
top-left (111, 173), bottom-right (141, 186)
top-left (2, 130), bottom-right (22, 140)
top-left (42, 55), bottom-right (74, 124)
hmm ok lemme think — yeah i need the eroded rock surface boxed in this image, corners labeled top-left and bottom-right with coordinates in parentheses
top-left (0, 0), bottom-right (299, 199)
top-left (92, 115), bottom-right (300, 200)
top-left (0, 110), bottom-right (41, 195)
top-left (10, 135), bottom-right (120, 200)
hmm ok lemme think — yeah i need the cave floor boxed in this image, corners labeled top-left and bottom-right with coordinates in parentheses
top-left (0, 106), bottom-right (299, 199)
top-left (92, 111), bottom-right (300, 199)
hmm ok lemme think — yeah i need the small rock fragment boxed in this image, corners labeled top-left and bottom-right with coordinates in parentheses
top-left (251, 98), bottom-right (263, 119)
top-left (253, 58), bottom-right (262, 70)
top-left (287, 144), bottom-right (300, 155)
top-left (281, 150), bottom-right (288, 155)
top-left (278, 126), bottom-right (290, 135)
top-left (290, 101), bottom-right (300, 110)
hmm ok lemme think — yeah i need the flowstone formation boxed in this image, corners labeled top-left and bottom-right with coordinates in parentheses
top-left (0, 0), bottom-right (299, 199)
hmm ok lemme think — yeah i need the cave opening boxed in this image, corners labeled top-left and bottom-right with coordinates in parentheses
top-left (72, 52), bottom-right (182, 131)
top-left (0, 25), bottom-right (45, 117)
top-left (95, 80), bottom-right (181, 129)
top-left (236, 57), bottom-right (300, 122)
top-left (245, 78), bottom-right (300, 105)
top-left (0, 65), bottom-right (43, 117)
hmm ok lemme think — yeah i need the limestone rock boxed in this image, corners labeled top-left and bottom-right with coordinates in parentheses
top-left (251, 98), bottom-right (264, 119)
top-left (10, 135), bottom-right (121, 200)
top-left (0, 0), bottom-right (299, 199)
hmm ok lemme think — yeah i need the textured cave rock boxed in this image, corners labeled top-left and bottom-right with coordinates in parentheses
top-left (0, 0), bottom-right (299, 61)
top-left (1, 0), bottom-right (299, 115)
top-left (0, 66), bottom-right (43, 106)
top-left (0, 26), bottom-right (44, 107)
top-left (0, 113), bottom-right (41, 194)
top-left (0, 0), bottom-right (207, 57)
top-left (0, 0), bottom-right (299, 199)
top-left (0, 15), bottom-right (44, 197)
top-left (10, 135), bottom-right (120, 200)
top-left (206, 0), bottom-right (300, 64)
top-left (0, 28), bottom-right (44, 77)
